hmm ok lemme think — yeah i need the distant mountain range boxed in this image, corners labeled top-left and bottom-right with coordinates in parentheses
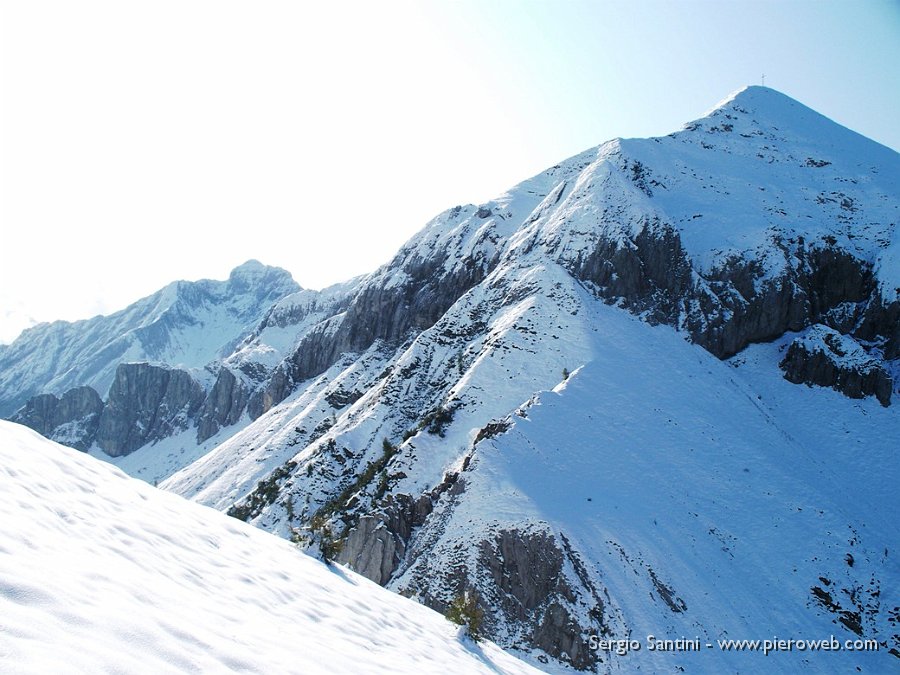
top-left (3, 86), bottom-right (898, 672)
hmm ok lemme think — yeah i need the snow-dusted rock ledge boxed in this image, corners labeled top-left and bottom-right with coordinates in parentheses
top-left (780, 325), bottom-right (893, 406)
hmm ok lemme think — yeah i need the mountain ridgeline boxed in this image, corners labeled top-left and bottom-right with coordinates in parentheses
top-left (4, 87), bottom-right (899, 672)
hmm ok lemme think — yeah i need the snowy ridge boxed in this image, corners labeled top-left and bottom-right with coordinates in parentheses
top-left (226, 276), bottom-right (365, 373)
top-left (160, 87), bottom-right (899, 516)
top-left (162, 244), bottom-right (899, 670)
top-left (160, 257), bottom-right (594, 513)
top-left (0, 421), bottom-right (540, 675)
top-left (623, 86), bottom-right (898, 290)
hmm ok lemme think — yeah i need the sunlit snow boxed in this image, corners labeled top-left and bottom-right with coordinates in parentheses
top-left (0, 421), bottom-right (540, 674)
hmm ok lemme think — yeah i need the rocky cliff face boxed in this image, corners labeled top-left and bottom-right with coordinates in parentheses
top-left (97, 363), bottom-right (206, 457)
top-left (14, 362), bottom-right (209, 457)
top-left (196, 367), bottom-right (250, 443)
top-left (337, 464), bottom-right (465, 586)
top-left (10, 386), bottom-right (103, 451)
top-left (780, 324), bottom-right (893, 405)
top-left (253, 210), bottom-right (503, 415)
top-left (477, 529), bottom-right (602, 670)
top-left (569, 221), bottom-right (887, 361)
top-left (858, 297), bottom-right (900, 360)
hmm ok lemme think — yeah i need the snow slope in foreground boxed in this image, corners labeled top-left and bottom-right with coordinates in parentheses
top-left (0, 421), bottom-right (540, 675)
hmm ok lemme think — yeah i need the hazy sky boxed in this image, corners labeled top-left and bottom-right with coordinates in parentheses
top-left (1, 0), bottom-right (898, 343)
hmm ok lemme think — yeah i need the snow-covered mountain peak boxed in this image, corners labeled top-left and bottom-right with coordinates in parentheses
top-left (230, 257), bottom-right (271, 274)
top-left (227, 258), bottom-right (296, 293)
top-left (703, 84), bottom-right (813, 120)
top-left (689, 85), bottom-right (895, 160)
top-left (376, 85), bottom-right (898, 314)
top-left (595, 87), bottom-right (900, 299)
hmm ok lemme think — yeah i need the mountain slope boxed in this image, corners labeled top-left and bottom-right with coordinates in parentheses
top-left (160, 85), bottom-right (898, 516)
top-left (8, 88), bottom-right (896, 470)
top-left (0, 420), bottom-right (541, 675)
top-left (5, 86), bottom-right (899, 671)
top-left (527, 86), bottom-right (898, 359)
top-left (386, 302), bottom-right (899, 672)
top-left (155, 86), bottom-right (900, 670)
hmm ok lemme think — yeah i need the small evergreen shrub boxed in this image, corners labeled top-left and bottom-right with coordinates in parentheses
top-left (319, 525), bottom-right (343, 565)
top-left (309, 438), bottom-right (400, 527)
top-left (446, 590), bottom-right (484, 641)
top-left (226, 460), bottom-right (297, 522)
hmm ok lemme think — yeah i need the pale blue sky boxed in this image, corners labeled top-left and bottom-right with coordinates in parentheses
top-left (1, 0), bottom-right (898, 342)
top-left (424, 0), bottom-right (899, 154)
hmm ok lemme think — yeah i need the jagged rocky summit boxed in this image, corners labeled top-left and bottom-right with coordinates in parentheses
top-left (4, 87), bottom-right (899, 672)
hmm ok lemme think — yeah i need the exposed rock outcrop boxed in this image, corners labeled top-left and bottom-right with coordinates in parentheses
top-left (569, 218), bottom-right (693, 325)
top-left (780, 325), bottom-right (893, 406)
top-left (257, 244), bottom-right (499, 415)
top-left (196, 368), bottom-right (249, 442)
top-left (393, 526), bottom-right (607, 672)
top-left (97, 363), bottom-right (205, 456)
top-left (336, 460), bottom-right (604, 670)
top-left (10, 386), bottom-right (103, 451)
top-left (570, 222), bottom-right (886, 362)
top-left (338, 471), bottom-right (463, 585)
top-left (478, 529), bottom-right (599, 670)
top-left (338, 516), bottom-right (402, 586)
top-left (857, 297), bottom-right (900, 360)
top-left (10, 364), bottom-right (250, 454)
